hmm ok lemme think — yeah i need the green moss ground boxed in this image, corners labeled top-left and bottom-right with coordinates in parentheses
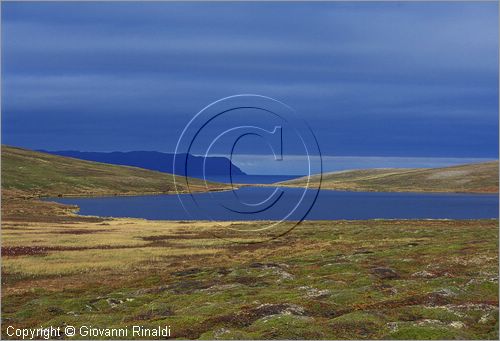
top-left (2, 219), bottom-right (498, 339)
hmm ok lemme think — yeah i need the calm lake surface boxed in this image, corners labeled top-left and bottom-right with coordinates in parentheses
top-left (207, 174), bottom-right (301, 184)
top-left (48, 187), bottom-right (498, 221)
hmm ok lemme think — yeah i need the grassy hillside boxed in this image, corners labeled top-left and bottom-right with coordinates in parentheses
top-left (279, 161), bottom-right (499, 193)
top-left (1, 145), bottom-right (229, 198)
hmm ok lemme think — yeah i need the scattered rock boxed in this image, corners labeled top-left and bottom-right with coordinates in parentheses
top-left (249, 262), bottom-right (290, 269)
top-left (450, 255), bottom-right (496, 266)
top-left (465, 276), bottom-right (498, 287)
top-left (414, 319), bottom-right (443, 327)
top-left (202, 283), bottom-right (241, 292)
top-left (429, 303), bottom-right (497, 319)
top-left (413, 319), bottom-right (465, 330)
top-left (213, 328), bottom-right (231, 339)
top-left (248, 262), bottom-right (294, 281)
top-left (276, 269), bottom-right (294, 281)
top-left (412, 270), bottom-right (436, 278)
top-left (479, 312), bottom-right (493, 324)
top-left (386, 322), bottom-right (399, 333)
top-left (204, 303), bottom-right (306, 329)
top-left (47, 307), bottom-right (64, 315)
top-left (375, 283), bottom-right (398, 295)
top-left (432, 288), bottom-right (457, 298)
top-left (106, 298), bottom-right (123, 307)
top-left (371, 267), bottom-right (400, 279)
top-left (252, 303), bottom-right (305, 317)
top-left (298, 286), bottom-right (331, 298)
top-left (449, 321), bottom-right (465, 329)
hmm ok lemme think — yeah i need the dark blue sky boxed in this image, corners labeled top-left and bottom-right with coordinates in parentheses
top-left (2, 1), bottom-right (498, 159)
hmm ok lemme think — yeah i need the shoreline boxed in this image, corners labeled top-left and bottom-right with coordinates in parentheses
top-left (41, 183), bottom-right (500, 199)
top-left (33, 186), bottom-right (235, 200)
top-left (67, 215), bottom-right (500, 224)
top-left (260, 183), bottom-right (499, 195)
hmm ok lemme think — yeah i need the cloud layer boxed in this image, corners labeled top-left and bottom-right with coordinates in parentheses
top-left (2, 2), bottom-right (498, 159)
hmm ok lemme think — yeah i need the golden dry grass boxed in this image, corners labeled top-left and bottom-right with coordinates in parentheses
top-left (2, 215), bottom-right (498, 339)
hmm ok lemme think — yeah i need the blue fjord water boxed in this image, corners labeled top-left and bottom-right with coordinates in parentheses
top-left (48, 187), bottom-right (498, 221)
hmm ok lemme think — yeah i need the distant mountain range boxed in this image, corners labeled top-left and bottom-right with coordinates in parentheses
top-left (40, 150), bottom-right (246, 177)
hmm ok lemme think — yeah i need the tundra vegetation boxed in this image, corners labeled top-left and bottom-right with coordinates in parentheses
top-left (1, 146), bottom-right (498, 339)
top-left (278, 161), bottom-right (499, 194)
top-left (1, 145), bottom-right (230, 198)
